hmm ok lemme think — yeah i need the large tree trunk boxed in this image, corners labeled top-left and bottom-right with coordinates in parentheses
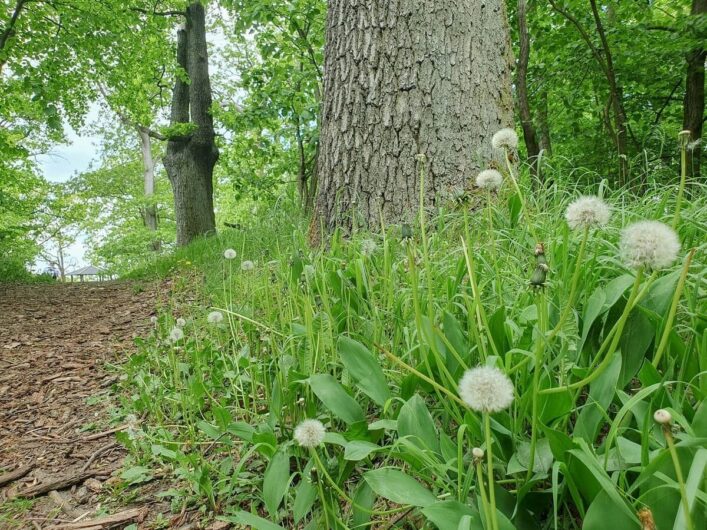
top-left (683, 0), bottom-right (706, 180)
top-left (517, 0), bottom-right (541, 180)
top-left (138, 129), bottom-right (161, 251)
top-left (313, 0), bottom-right (514, 236)
top-left (164, 2), bottom-right (219, 247)
top-left (537, 87), bottom-right (552, 156)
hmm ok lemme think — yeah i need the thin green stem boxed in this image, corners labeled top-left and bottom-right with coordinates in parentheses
top-left (664, 428), bottom-right (694, 530)
top-left (673, 133), bottom-right (689, 228)
top-left (485, 413), bottom-right (500, 530)
top-left (527, 289), bottom-right (548, 481)
top-left (476, 459), bottom-right (492, 529)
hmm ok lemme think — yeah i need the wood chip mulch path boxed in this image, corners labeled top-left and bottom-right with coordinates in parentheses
top-left (0, 281), bottom-right (157, 528)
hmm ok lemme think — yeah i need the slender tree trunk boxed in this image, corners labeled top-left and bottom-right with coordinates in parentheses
top-left (312, 0), bottom-right (514, 238)
top-left (138, 129), bottom-right (161, 251)
top-left (588, 0), bottom-right (629, 184)
top-left (537, 87), bottom-right (552, 156)
top-left (683, 0), bottom-right (706, 179)
top-left (0, 0), bottom-right (27, 74)
top-left (164, 2), bottom-right (219, 247)
top-left (517, 0), bottom-right (541, 180)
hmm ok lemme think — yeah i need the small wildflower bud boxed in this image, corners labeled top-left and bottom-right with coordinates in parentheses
top-left (207, 311), bottom-right (224, 324)
top-left (620, 221), bottom-right (680, 270)
top-left (176, 318), bottom-right (186, 327)
top-left (472, 447), bottom-right (484, 459)
top-left (653, 409), bottom-right (672, 425)
top-left (294, 419), bottom-right (326, 448)
top-left (637, 507), bottom-right (657, 530)
top-left (678, 130), bottom-right (691, 147)
top-left (475, 169), bottom-right (503, 191)
top-left (224, 249), bottom-right (237, 260)
top-left (241, 260), bottom-right (255, 271)
top-left (491, 128), bottom-right (518, 150)
top-left (459, 366), bottom-right (514, 413)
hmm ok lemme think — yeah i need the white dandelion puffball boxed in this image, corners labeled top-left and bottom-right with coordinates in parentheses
top-left (169, 326), bottom-right (185, 343)
top-left (459, 366), bottom-right (514, 413)
top-left (176, 317), bottom-right (186, 327)
top-left (207, 311), bottom-right (224, 325)
top-left (565, 195), bottom-right (611, 230)
top-left (303, 264), bottom-right (316, 280)
top-left (150, 316), bottom-right (158, 324)
top-left (361, 239), bottom-right (378, 257)
top-left (476, 169), bottom-right (503, 190)
top-left (619, 221), bottom-right (680, 270)
top-left (294, 419), bottom-right (326, 448)
top-left (491, 128), bottom-right (518, 150)
top-left (472, 447), bottom-right (485, 458)
top-left (653, 409), bottom-right (672, 425)
top-left (241, 260), bottom-right (255, 271)
top-left (224, 249), bottom-right (237, 260)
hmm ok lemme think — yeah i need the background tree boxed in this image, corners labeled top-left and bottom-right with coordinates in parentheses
top-left (313, 0), bottom-right (514, 236)
top-left (164, 2), bottom-right (220, 246)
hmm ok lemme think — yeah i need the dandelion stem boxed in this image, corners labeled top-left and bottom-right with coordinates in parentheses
top-left (484, 413), bottom-right (500, 530)
top-left (504, 150), bottom-right (539, 243)
top-left (476, 458), bottom-right (492, 529)
top-left (673, 132), bottom-right (689, 228)
top-left (548, 226), bottom-right (589, 340)
top-left (527, 289), bottom-right (548, 481)
top-left (652, 249), bottom-right (694, 367)
top-left (664, 426), bottom-right (694, 530)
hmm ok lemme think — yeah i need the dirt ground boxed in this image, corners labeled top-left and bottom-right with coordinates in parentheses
top-left (0, 281), bottom-right (157, 529)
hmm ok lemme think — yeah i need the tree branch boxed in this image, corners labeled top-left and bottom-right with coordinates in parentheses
top-left (131, 7), bottom-right (186, 17)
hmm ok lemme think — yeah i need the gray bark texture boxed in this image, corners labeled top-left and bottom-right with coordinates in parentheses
top-left (682, 0), bottom-right (706, 179)
top-left (164, 2), bottom-right (219, 247)
top-left (312, 0), bottom-right (514, 237)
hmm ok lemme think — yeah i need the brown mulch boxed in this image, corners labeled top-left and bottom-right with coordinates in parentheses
top-left (0, 281), bottom-right (156, 528)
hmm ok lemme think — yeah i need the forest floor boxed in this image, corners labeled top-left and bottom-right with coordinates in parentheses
top-left (0, 281), bottom-right (162, 529)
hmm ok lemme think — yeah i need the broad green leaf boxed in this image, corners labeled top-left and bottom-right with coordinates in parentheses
top-left (397, 394), bottom-right (439, 453)
top-left (364, 468), bottom-right (436, 507)
top-left (263, 448), bottom-right (290, 516)
top-left (225, 512), bottom-right (287, 530)
top-left (308, 374), bottom-right (365, 424)
top-left (421, 500), bottom-right (479, 529)
top-left (344, 440), bottom-right (380, 461)
top-left (583, 490), bottom-right (639, 530)
top-left (337, 336), bottom-right (391, 406)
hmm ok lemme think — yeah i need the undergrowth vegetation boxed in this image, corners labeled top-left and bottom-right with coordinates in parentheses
top-left (117, 139), bottom-right (706, 529)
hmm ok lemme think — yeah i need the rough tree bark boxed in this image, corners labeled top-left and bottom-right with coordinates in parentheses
top-left (517, 0), bottom-right (541, 180)
top-left (164, 2), bottom-right (219, 247)
top-left (537, 87), bottom-right (552, 156)
top-left (312, 0), bottom-right (514, 237)
top-left (682, 0), bottom-right (706, 179)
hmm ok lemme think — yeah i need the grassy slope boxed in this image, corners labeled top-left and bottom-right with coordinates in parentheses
top-left (118, 180), bottom-right (706, 529)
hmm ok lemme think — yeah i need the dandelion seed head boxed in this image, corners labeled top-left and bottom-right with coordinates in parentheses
top-left (565, 195), bottom-right (611, 230)
top-left (207, 311), bottom-right (224, 324)
top-left (653, 409), bottom-right (672, 425)
top-left (458, 366), bottom-right (514, 413)
top-left (491, 128), bottom-right (518, 150)
top-left (150, 316), bottom-right (157, 324)
top-left (472, 447), bottom-right (485, 458)
top-left (475, 169), bottom-right (503, 190)
top-left (169, 326), bottom-right (185, 343)
top-left (303, 264), bottom-right (316, 279)
top-left (176, 318), bottom-right (186, 327)
top-left (361, 239), bottom-right (378, 257)
top-left (294, 419), bottom-right (326, 448)
top-left (241, 260), bottom-right (255, 271)
top-left (224, 249), bottom-right (237, 260)
top-left (619, 221), bottom-right (680, 270)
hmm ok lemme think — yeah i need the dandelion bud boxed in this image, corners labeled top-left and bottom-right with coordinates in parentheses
top-left (653, 409), bottom-right (672, 425)
top-left (459, 366), bottom-right (514, 413)
top-left (207, 311), bottom-right (224, 324)
top-left (176, 318), bottom-right (186, 327)
top-left (415, 153), bottom-right (427, 163)
top-left (169, 326), bottom-right (184, 343)
top-left (241, 260), bottom-right (255, 271)
top-left (224, 249), bottom-right (237, 260)
top-left (491, 128), bottom-right (518, 150)
top-left (475, 169), bottom-right (503, 191)
top-left (565, 196), bottom-right (611, 230)
top-left (472, 447), bottom-right (484, 459)
top-left (619, 221), bottom-right (680, 270)
top-left (294, 419), bottom-right (326, 448)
